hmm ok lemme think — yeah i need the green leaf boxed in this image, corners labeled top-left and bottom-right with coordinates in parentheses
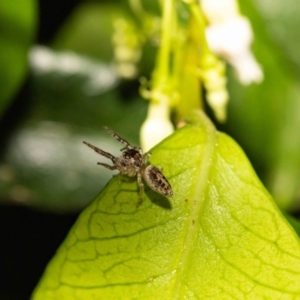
top-left (32, 111), bottom-right (300, 299)
top-left (0, 0), bottom-right (37, 116)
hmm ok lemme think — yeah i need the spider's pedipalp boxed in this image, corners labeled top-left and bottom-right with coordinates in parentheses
top-left (103, 126), bottom-right (131, 148)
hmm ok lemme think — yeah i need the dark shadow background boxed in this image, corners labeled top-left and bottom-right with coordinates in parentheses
top-left (0, 206), bottom-right (78, 300)
top-left (0, 1), bottom-right (80, 299)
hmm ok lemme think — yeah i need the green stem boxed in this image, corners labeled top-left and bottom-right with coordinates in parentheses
top-left (187, 0), bottom-right (210, 56)
top-left (154, 0), bottom-right (175, 87)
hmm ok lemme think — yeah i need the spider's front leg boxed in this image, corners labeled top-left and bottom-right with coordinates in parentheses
top-left (103, 126), bottom-right (131, 149)
top-left (83, 141), bottom-right (116, 164)
top-left (97, 162), bottom-right (117, 170)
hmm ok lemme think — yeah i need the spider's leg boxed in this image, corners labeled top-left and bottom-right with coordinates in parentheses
top-left (136, 172), bottom-right (144, 206)
top-left (83, 141), bottom-right (116, 163)
top-left (103, 126), bottom-right (131, 148)
top-left (97, 163), bottom-right (117, 170)
top-left (143, 152), bottom-right (151, 164)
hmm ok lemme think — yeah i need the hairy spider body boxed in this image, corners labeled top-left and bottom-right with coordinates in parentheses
top-left (83, 127), bottom-right (173, 202)
top-left (115, 148), bottom-right (144, 177)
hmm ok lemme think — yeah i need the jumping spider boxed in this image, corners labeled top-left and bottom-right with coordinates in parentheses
top-left (83, 127), bottom-right (173, 203)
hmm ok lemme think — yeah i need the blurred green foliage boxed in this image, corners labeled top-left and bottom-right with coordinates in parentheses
top-left (223, 0), bottom-right (300, 212)
top-left (1, 47), bottom-right (147, 211)
top-left (0, 0), bottom-right (36, 115)
top-left (52, 3), bottom-right (116, 61)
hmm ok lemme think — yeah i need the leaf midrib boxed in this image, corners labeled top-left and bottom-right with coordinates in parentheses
top-left (172, 112), bottom-right (217, 299)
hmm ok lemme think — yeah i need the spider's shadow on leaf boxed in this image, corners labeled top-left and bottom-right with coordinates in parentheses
top-left (116, 175), bottom-right (172, 209)
top-left (145, 188), bottom-right (172, 210)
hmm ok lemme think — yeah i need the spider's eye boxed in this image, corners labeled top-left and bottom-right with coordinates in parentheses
top-left (124, 149), bottom-right (141, 159)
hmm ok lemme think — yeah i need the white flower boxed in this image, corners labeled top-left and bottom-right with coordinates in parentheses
top-left (207, 89), bottom-right (229, 122)
top-left (201, 0), bottom-right (239, 23)
top-left (200, 0), bottom-right (264, 85)
top-left (140, 102), bottom-right (174, 152)
top-left (199, 58), bottom-right (229, 122)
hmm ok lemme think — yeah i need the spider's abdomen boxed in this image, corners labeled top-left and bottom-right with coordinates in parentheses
top-left (143, 165), bottom-right (173, 197)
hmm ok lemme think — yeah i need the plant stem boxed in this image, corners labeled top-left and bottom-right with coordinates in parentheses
top-left (187, 0), bottom-right (210, 56)
top-left (153, 0), bottom-right (175, 89)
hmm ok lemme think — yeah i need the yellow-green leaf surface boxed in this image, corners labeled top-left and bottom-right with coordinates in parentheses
top-left (32, 112), bottom-right (300, 299)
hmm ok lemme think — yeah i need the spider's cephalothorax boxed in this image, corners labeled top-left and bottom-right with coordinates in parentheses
top-left (83, 126), bottom-right (173, 203)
